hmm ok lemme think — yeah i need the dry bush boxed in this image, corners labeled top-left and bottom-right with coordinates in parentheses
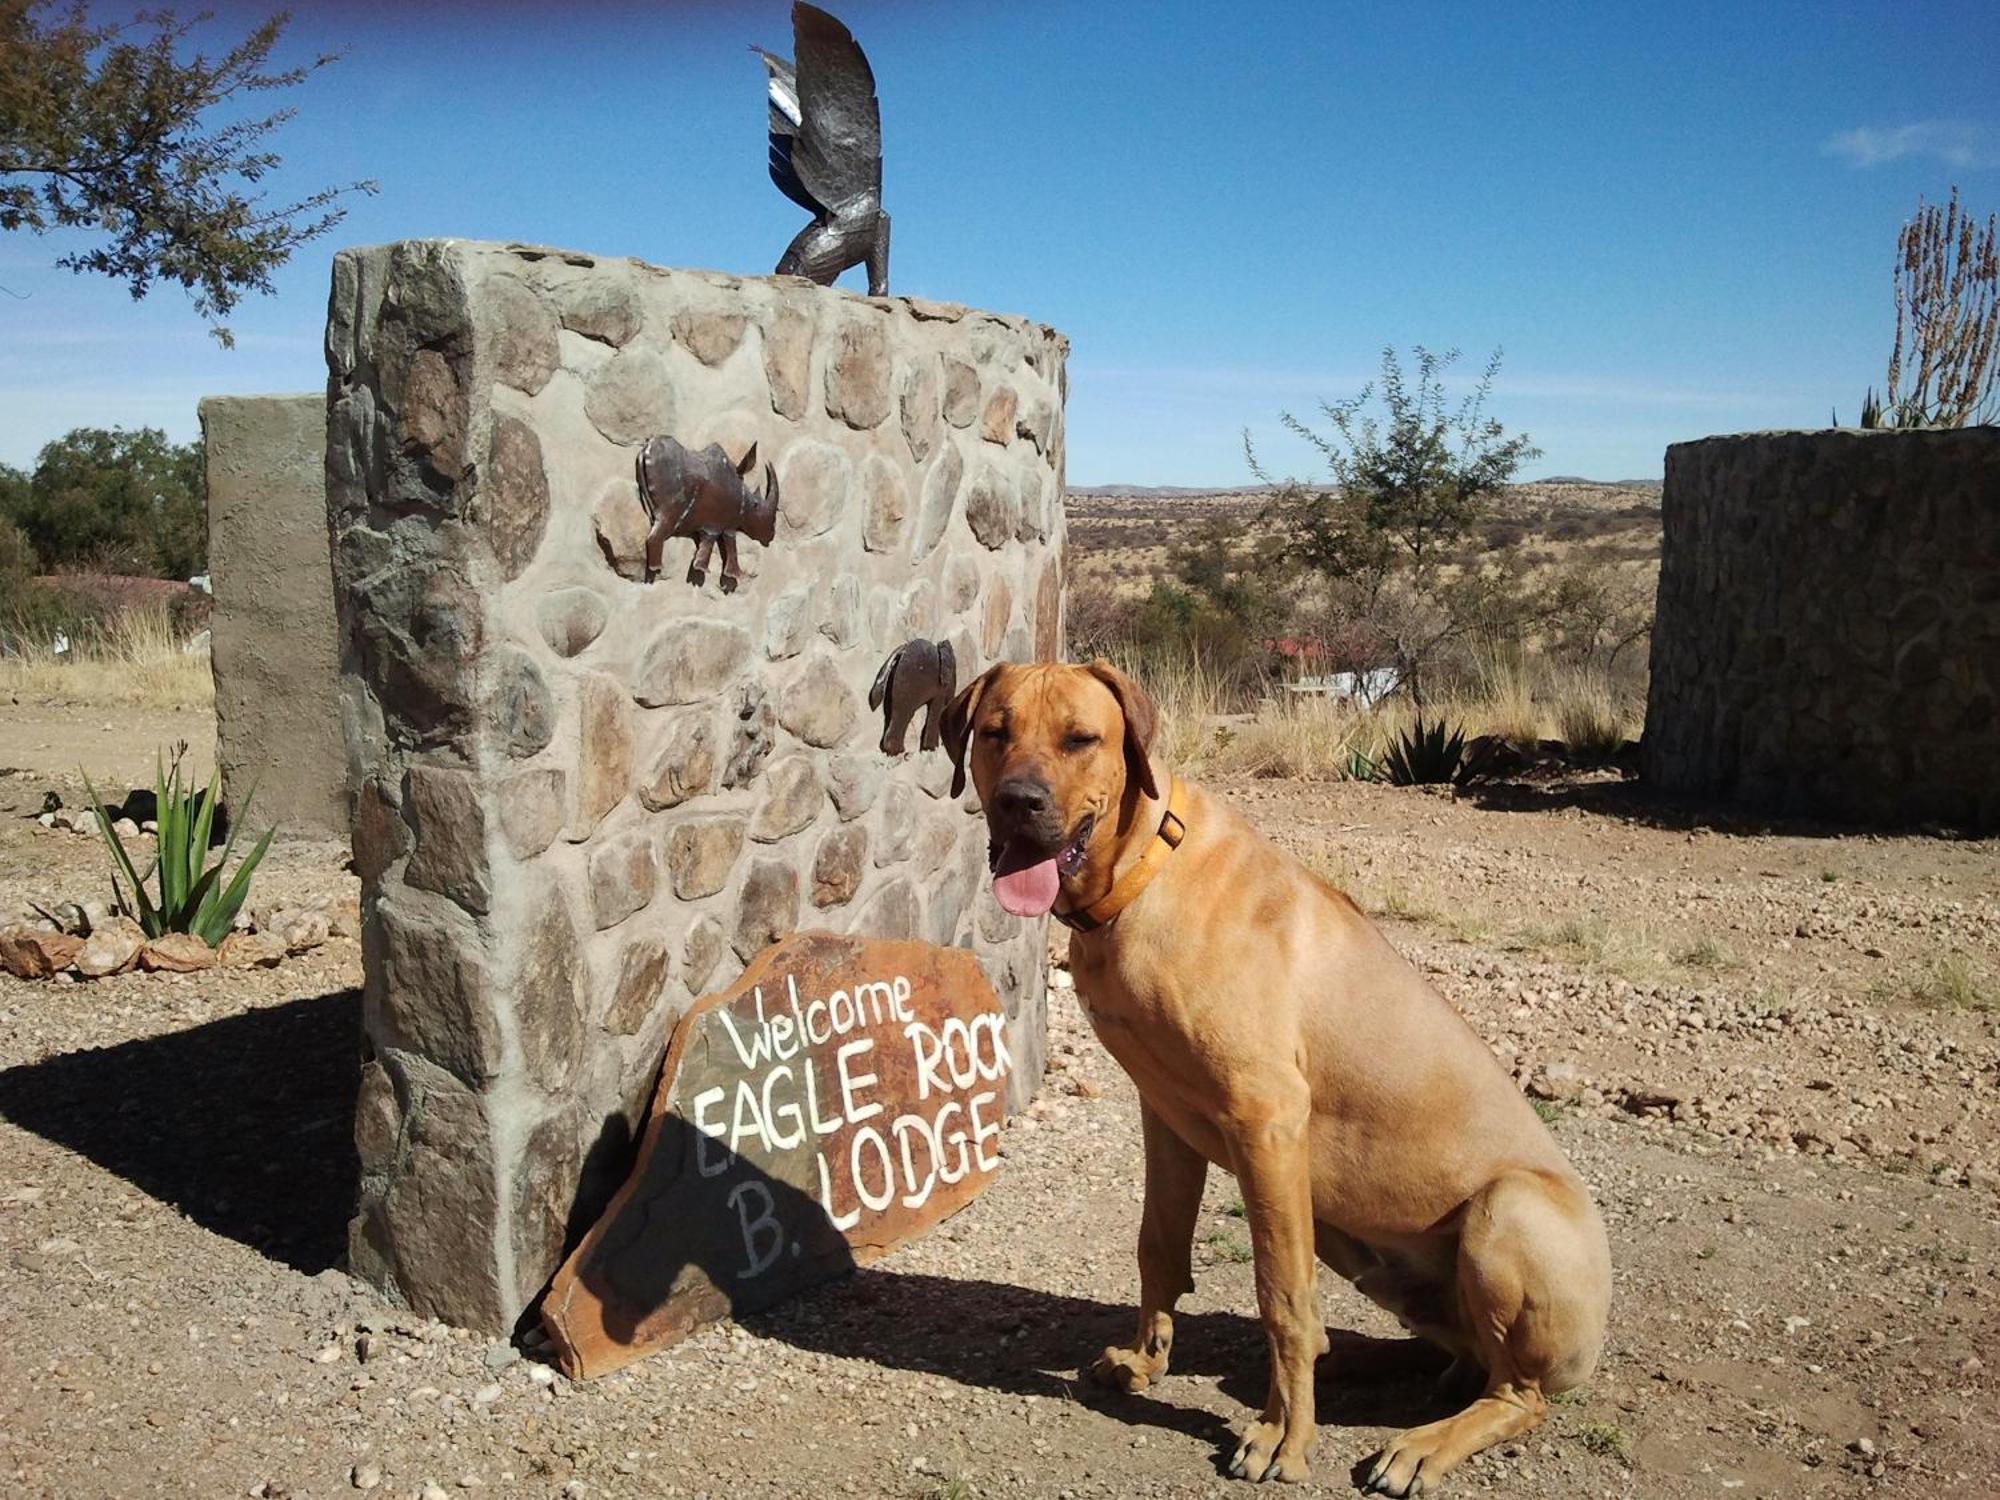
top-left (1112, 654), bottom-right (1644, 784)
top-left (0, 599), bottom-right (211, 709)
top-left (1886, 187), bottom-right (1999, 427)
top-left (1551, 670), bottom-right (1632, 762)
top-left (1063, 579), bottom-right (1134, 663)
top-left (1207, 695), bottom-right (1373, 780)
top-left (1476, 651), bottom-right (1543, 747)
top-left (1121, 650), bottom-right (1231, 772)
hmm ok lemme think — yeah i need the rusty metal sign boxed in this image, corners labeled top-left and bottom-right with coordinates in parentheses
top-left (540, 931), bottom-right (1011, 1378)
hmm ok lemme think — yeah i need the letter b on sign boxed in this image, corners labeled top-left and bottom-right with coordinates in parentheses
top-left (728, 1180), bottom-right (785, 1278)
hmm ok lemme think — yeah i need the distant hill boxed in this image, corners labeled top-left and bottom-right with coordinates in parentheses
top-left (1535, 475), bottom-right (1663, 489)
top-left (1064, 484), bottom-right (1272, 498)
top-left (1069, 477), bottom-right (1661, 496)
top-left (1065, 480), bottom-right (1663, 600)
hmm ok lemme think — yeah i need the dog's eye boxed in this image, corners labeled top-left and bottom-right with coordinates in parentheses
top-left (978, 724), bottom-right (1009, 743)
top-left (1062, 732), bottom-right (1102, 752)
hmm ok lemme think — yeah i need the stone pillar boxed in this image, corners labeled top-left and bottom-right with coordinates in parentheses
top-left (1643, 428), bottom-right (1999, 829)
top-left (325, 239), bottom-right (1068, 1331)
top-left (199, 394), bottom-right (348, 837)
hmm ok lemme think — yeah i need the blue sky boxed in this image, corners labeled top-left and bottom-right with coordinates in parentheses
top-left (3, 0), bottom-right (1996, 484)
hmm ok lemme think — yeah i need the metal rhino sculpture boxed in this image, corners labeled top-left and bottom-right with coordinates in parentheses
top-left (869, 638), bottom-right (957, 755)
top-left (635, 436), bottom-right (780, 593)
top-left (754, 3), bottom-right (890, 294)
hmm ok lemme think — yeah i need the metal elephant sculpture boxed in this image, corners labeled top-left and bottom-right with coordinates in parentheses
top-left (869, 638), bottom-right (957, 755)
top-left (635, 436), bottom-right (780, 593)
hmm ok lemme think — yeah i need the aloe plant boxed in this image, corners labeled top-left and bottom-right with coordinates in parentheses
top-left (1382, 716), bottom-right (1467, 786)
top-left (83, 743), bottom-right (274, 946)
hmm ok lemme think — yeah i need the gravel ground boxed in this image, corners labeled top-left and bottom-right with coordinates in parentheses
top-left (1, 738), bottom-right (1995, 1500)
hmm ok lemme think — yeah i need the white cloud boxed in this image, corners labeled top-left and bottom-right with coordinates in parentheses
top-left (1823, 120), bottom-right (2000, 170)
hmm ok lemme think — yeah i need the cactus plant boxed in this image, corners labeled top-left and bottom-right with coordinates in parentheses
top-left (83, 742), bottom-right (273, 947)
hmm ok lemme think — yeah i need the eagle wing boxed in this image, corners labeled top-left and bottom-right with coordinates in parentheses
top-left (785, 2), bottom-right (882, 215)
top-left (752, 44), bottom-right (822, 215)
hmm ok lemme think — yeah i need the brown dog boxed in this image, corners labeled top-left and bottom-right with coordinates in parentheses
top-left (943, 661), bottom-right (1611, 1493)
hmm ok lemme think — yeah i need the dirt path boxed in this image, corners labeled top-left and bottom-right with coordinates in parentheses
top-left (0, 702), bottom-right (216, 808)
top-left (1, 763), bottom-right (1994, 1499)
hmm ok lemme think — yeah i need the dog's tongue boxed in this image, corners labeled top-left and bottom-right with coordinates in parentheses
top-left (992, 847), bottom-right (1060, 918)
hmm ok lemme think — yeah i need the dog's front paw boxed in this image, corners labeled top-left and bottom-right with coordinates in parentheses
top-left (1229, 1419), bottom-right (1311, 1483)
top-left (1089, 1344), bottom-right (1165, 1393)
top-left (1360, 1428), bottom-right (1443, 1497)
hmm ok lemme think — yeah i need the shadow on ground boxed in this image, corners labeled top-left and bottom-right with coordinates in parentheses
top-left (0, 988), bottom-right (361, 1273)
top-left (544, 1106), bottom-right (1454, 1468)
top-left (742, 1266), bottom-right (1459, 1464)
top-left (1458, 775), bottom-right (1972, 839)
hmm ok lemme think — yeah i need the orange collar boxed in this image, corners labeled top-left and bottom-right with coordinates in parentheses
top-left (1054, 777), bottom-right (1187, 933)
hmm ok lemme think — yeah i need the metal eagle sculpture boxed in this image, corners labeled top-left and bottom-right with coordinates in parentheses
top-left (753, 3), bottom-right (890, 295)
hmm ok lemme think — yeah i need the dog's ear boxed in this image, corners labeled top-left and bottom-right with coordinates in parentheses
top-left (1087, 659), bottom-right (1161, 802)
top-left (941, 664), bottom-right (1002, 798)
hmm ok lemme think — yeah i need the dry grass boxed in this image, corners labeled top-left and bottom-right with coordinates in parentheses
top-left (1552, 671), bottom-right (1631, 762)
top-left (1874, 954), bottom-right (1993, 1013)
top-left (1672, 933), bottom-right (1737, 970)
top-left (1121, 650), bottom-right (1643, 787)
top-left (1477, 651), bottom-right (1545, 746)
top-left (0, 602), bottom-right (211, 710)
top-left (1519, 917), bottom-right (1678, 982)
top-left (1128, 651), bottom-right (1236, 770)
top-left (1208, 696), bottom-right (1376, 780)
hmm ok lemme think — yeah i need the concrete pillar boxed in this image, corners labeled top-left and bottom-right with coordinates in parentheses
top-left (200, 394), bottom-right (348, 838)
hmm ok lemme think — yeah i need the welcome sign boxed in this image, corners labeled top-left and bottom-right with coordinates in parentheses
top-left (541, 931), bottom-right (1013, 1378)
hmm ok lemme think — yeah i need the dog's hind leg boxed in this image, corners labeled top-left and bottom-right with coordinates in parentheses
top-left (1360, 1170), bottom-right (1610, 1498)
top-left (1089, 1102), bottom-right (1206, 1394)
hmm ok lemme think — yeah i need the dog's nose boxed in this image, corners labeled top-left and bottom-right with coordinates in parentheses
top-left (993, 779), bottom-right (1052, 823)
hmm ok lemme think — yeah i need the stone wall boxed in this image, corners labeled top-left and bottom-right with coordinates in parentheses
top-left (1644, 429), bottom-right (1999, 829)
top-left (325, 239), bottom-right (1067, 1332)
top-left (200, 394), bottom-right (348, 837)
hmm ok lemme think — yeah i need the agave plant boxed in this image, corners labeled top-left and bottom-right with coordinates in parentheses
top-left (83, 743), bottom-right (274, 946)
top-left (1382, 716), bottom-right (1467, 786)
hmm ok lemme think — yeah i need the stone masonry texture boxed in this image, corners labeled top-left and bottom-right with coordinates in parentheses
top-left (325, 240), bottom-right (1068, 1331)
top-left (200, 394), bottom-right (350, 837)
top-left (1644, 429), bottom-right (1999, 829)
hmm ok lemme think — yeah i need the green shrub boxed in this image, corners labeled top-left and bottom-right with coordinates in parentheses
top-left (1382, 716), bottom-right (1466, 785)
top-left (85, 744), bottom-right (273, 946)
top-left (1578, 1420), bottom-right (1630, 1461)
top-left (2, 428), bottom-right (205, 578)
top-left (0, 514), bottom-right (37, 593)
top-left (2, 578), bottom-right (109, 653)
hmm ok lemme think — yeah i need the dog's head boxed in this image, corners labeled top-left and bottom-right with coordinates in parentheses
top-left (941, 660), bottom-right (1160, 919)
